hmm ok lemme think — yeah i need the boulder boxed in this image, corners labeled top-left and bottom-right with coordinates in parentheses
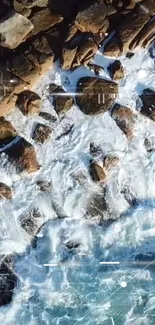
top-left (16, 90), bottom-right (41, 116)
top-left (108, 60), bottom-right (125, 80)
top-left (0, 256), bottom-right (17, 307)
top-left (36, 180), bottom-right (51, 192)
top-left (130, 18), bottom-right (155, 50)
top-left (73, 37), bottom-right (98, 67)
top-left (87, 63), bottom-right (104, 76)
top-left (5, 137), bottom-right (40, 173)
top-left (89, 160), bottom-right (106, 182)
top-left (103, 35), bottom-right (121, 57)
top-left (140, 0), bottom-right (155, 16)
top-left (0, 10), bottom-right (33, 49)
top-left (0, 117), bottom-right (17, 147)
top-left (75, 3), bottom-right (107, 33)
top-left (103, 155), bottom-right (120, 171)
top-left (112, 104), bottom-right (137, 139)
top-left (20, 208), bottom-right (43, 236)
top-left (27, 8), bottom-right (63, 38)
top-left (49, 84), bottom-right (74, 114)
top-left (32, 123), bottom-right (52, 144)
top-left (61, 46), bottom-right (78, 70)
top-left (13, 1), bottom-right (32, 17)
top-left (76, 77), bottom-right (118, 115)
top-left (39, 112), bottom-right (57, 123)
top-left (140, 88), bottom-right (155, 121)
top-left (0, 183), bottom-right (12, 200)
top-left (144, 137), bottom-right (155, 153)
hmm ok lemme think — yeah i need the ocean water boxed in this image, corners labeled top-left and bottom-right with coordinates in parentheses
top-left (0, 46), bottom-right (155, 324)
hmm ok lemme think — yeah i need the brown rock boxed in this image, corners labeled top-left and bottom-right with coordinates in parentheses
top-left (112, 103), bottom-right (137, 139)
top-left (16, 90), bottom-right (41, 116)
top-left (130, 19), bottom-right (155, 50)
top-left (13, 1), bottom-right (32, 17)
top-left (61, 47), bottom-right (77, 70)
top-left (75, 3), bottom-right (107, 33)
top-left (0, 10), bottom-right (33, 49)
top-left (32, 123), bottom-right (52, 144)
top-left (0, 183), bottom-right (12, 200)
top-left (140, 0), bottom-right (155, 16)
top-left (108, 60), bottom-right (125, 80)
top-left (73, 37), bottom-right (98, 67)
top-left (87, 63), bottom-right (104, 76)
top-left (27, 8), bottom-right (63, 38)
top-left (49, 84), bottom-right (74, 114)
top-left (5, 137), bottom-right (40, 173)
top-left (103, 155), bottom-right (120, 171)
top-left (76, 77), bottom-right (118, 115)
top-left (89, 160), bottom-right (106, 182)
top-left (103, 35), bottom-right (121, 57)
top-left (140, 88), bottom-right (155, 121)
top-left (15, 0), bottom-right (48, 8)
top-left (0, 117), bottom-right (17, 146)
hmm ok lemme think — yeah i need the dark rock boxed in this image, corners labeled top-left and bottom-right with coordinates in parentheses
top-left (39, 112), bottom-right (57, 123)
top-left (36, 180), bottom-right (51, 192)
top-left (112, 103), bottom-right (137, 140)
top-left (0, 117), bottom-right (17, 147)
top-left (5, 137), bottom-right (40, 173)
top-left (108, 60), bottom-right (125, 80)
top-left (140, 0), bottom-right (155, 16)
top-left (32, 123), bottom-right (52, 144)
top-left (87, 63), bottom-right (104, 76)
top-left (75, 3), bottom-right (107, 34)
top-left (0, 183), bottom-right (12, 200)
top-left (140, 88), bottom-right (155, 121)
top-left (90, 142), bottom-right (103, 159)
top-left (0, 256), bottom-right (17, 307)
top-left (64, 241), bottom-right (80, 250)
top-left (49, 84), bottom-right (74, 114)
top-left (86, 191), bottom-right (107, 222)
top-left (126, 52), bottom-right (135, 59)
top-left (144, 137), bottom-right (155, 153)
top-left (16, 90), bottom-right (41, 116)
top-left (76, 77), bottom-right (118, 115)
top-left (20, 208), bottom-right (43, 236)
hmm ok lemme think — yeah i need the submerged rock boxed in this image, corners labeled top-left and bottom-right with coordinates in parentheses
top-left (0, 117), bottom-right (17, 147)
top-left (0, 256), bottom-right (17, 307)
top-left (36, 180), bottom-right (51, 192)
top-left (32, 123), bottom-right (52, 144)
top-left (0, 183), bottom-right (12, 200)
top-left (76, 77), bottom-right (118, 115)
top-left (140, 88), bottom-right (155, 121)
top-left (20, 208), bottom-right (43, 237)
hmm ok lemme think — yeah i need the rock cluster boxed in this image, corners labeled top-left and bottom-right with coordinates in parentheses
top-left (0, 0), bottom-right (154, 116)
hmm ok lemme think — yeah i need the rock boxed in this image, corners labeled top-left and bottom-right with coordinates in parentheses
top-left (13, 1), bottom-right (32, 17)
top-left (112, 104), bottom-right (137, 139)
top-left (108, 60), bottom-right (125, 80)
top-left (39, 112), bottom-right (57, 123)
top-left (75, 3), bottom-right (107, 33)
top-left (144, 137), bottom-right (155, 153)
top-left (89, 160), bottom-right (106, 182)
top-left (130, 18), bottom-right (155, 50)
top-left (16, 90), bottom-right (41, 116)
top-left (73, 37), bottom-right (98, 67)
top-left (27, 8), bottom-right (63, 38)
top-left (0, 183), bottom-right (12, 200)
top-left (86, 191), bottom-right (107, 222)
top-left (15, 0), bottom-right (48, 8)
top-left (20, 208), bottom-right (43, 236)
top-left (140, 88), bottom-right (155, 121)
top-left (90, 142), bottom-right (103, 159)
top-left (0, 117), bottom-right (17, 147)
top-left (87, 63), bottom-right (104, 76)
top-left (76, 77), bottom-right (118, 115)
top-left (36, 180), bottom-right (51, 192)
top-left (61, 47), bottom-right (78, 70)
top-left (32, 123), bottom-right (52, 144)
top-left (140, 0), bottom-right (155, 16)
top-left (64, 241), bottom-right (80, 250)
top-left (49, 84), bottom-right (74, 114)
top-left (103, 155), bottom-right (119, 171)
top-left (5, 137), bottom-right (40, 173)
top-left (0, 10), bottom-right (33, 49)
top-left (0, 256), bottom-right (17, 307)
top-left (103, 7), bottom-right (150, 56)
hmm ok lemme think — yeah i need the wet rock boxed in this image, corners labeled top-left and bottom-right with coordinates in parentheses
top-left (32, 123), bottom-right (52, 144)
top-left (144, 137), bottom-right (155, 153)
top-left (0, 183), bottom-right (12, 200)
top-left (0, 10), bottom-right (33, 49)
top-left (5, 137), bottom-right (40, 173)
top-left (16, 90), bottom-right (41, 116)
top-left (56, 123), bottom-right (74, 140)
top-left (86, 191), bottom-right (107, 222)
top-left (27, 8), bottom-right (63, 38)
top-left (112, 103), bottom-right (137, 140)
top-left (0, 256), bottom-right (17, 307)
top-left (64, 241), bottom-right (80, 250)
top-left (90, 160), bottom-right (106, 183)
top-left (0, 117), bottom-right (17, 147)
top-left (20, 208), bottom-right (43, 236)
top-left (140, 88), bottom-right (155, 121)
top-left (49, 84), bottom-right (74, 114)
top-left (130, 18), bottom-right (155, 50)
top-left (36, 180), bottom-right (51, 192)
top-left (108, 60), bottom-right (125, 80)
top-left (39, 112), bottom-right (57, 123)
top-left (76, 77), bottom-right (118, 115)
top-left (103, 35), bottom-right (121, 57)
top-left (75, 3), bottom-right (107, 33)
top-left (61, 47), bottom-right (78, 70)
top-left (73, 37), bottom-right (98, 67)
top-left (103, 155), bottom-right (120, 172)
top-left (90, 142), bottom-right (103, 159)
top-left (87, 63), bottom-right (104, 76)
